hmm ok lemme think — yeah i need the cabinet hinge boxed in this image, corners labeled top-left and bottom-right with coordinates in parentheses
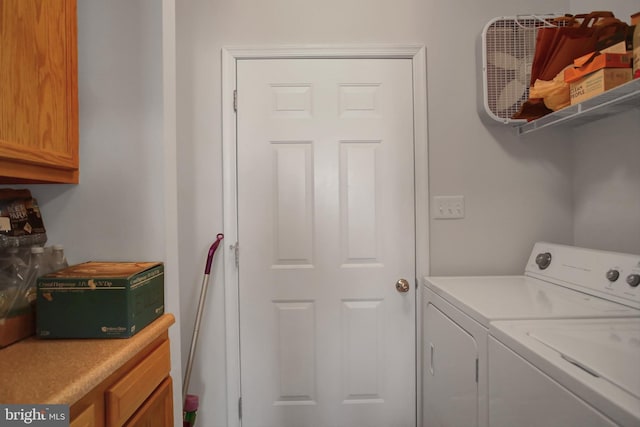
top-left (475, 358), bottom-right (479, 383)
top-left (232, 242), bottom-right (239, 268)
top-left (238, 396), bottom-right (243, 419)
top-left (233, 90), bottom-right (238, 112)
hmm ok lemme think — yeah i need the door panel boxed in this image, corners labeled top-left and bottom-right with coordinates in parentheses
top-left (237, 58), bottom-right (415, 427)
top-left (341, 299), bottom-right (384, 403)
top-left (274, 301), bottom-right (316, 404)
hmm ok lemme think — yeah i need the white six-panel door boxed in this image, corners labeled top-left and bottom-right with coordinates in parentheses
top-left (236, 58), bottom-right (416, 427)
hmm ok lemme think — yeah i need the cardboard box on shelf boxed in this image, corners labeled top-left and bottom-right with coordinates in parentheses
top-left (634, 13), bottom-right (640, 77)
top-left (37, 261), bottom-right (164, 338)
top-left (569, 68), bottom-right (632, 104)
top-left (564, 52), bottom-right (632, 83)
top-left (593, 40), bottom-right (628, 56)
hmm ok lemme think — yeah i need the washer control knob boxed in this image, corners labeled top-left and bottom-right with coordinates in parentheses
top-left (606, 269), bottom-right (620, 282)
top-left (535, 252), bottom-right (552, 270)
top-left (626, 274), bottom-right (640, 288)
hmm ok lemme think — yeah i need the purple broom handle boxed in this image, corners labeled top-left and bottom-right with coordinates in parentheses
top-left (205, 233), bottom-right (224, 274)
top-left (183, 233), bottom-right (225, 402)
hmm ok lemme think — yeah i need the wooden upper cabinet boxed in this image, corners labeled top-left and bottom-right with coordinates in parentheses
top-left (0, 0), bottom-right (79, 184)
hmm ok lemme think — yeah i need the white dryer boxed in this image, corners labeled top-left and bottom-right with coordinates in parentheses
top-left (421, 242), bottom-right (640, 427)
top-left (489, 317), bottom-right (640, 427)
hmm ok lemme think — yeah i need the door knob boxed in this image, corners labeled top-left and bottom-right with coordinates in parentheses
top-left (396, 278), bottom-right (410, 293)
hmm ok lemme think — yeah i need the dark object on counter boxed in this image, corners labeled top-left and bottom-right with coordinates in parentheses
top-left (0, 188), bottom-right (47, 249)
top-left (36, 261), bottom-right (164, 339)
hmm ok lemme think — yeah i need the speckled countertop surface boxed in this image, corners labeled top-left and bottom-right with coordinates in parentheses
top-left (0, 313), bottom-right (174, 405)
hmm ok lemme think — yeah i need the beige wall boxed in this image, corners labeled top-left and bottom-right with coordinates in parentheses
top-left (8, 1), bottom-right (634, 426)
top-left (5, 1), bottom-right (634, 425)
top-left (569, 0), bottom-right (640, 254)
top-left (176, 0), bottom-right (575, 424)
top-left (15, 1), bottom-right (183, 422)
top-left (572, 111), bottom-right (640, 254)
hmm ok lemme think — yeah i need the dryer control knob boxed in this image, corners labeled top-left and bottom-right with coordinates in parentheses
top-left (606, 269), bottom-right (620, 282)
top-left (626, 274), bottom-right (640, 288)
top-left (535, 252), bottom-right (552, 270)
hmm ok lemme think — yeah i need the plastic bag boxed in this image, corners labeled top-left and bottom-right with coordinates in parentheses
top-left (0, 189), bottom-right (47, 249)
top-left (529, 65), bottom-right (573, 111)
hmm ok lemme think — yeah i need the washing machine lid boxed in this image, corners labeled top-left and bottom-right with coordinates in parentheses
top-left (491, 318), bottom-right (640, 427)
top-left (526, 318), bottom-right (640, 398)
top-left (424, 275), bottom-right (639, 328)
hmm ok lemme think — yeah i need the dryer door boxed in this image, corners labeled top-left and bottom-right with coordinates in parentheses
top-left (423, 302), bottom-right (479, 427)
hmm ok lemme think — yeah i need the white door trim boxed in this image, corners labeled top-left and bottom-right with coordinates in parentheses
top-left (221, 44), bottom-right (429, 427)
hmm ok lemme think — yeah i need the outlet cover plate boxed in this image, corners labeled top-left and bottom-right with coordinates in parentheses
top-left (433, 195), bottom-right (465, 219)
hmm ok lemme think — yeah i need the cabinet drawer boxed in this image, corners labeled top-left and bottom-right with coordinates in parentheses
top-left (124, 377), bottom-right (173, 427)
top-left (70, 404), bottom-right (96, 427)
top-left (105, 340), bottom-right (170, 427)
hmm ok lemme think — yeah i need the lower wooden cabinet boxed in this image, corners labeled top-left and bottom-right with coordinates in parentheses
top-left (69, 334), bottom-right (173, 427)
top-left (124, 378), bottom-right (174, 427)
top-left (0, 315), bottom-right (175, 427)
top-left (106, 340), bottom-right (171, 426)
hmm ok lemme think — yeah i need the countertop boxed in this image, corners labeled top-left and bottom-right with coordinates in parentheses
top-left (0, 313), bottom-right (174, 405)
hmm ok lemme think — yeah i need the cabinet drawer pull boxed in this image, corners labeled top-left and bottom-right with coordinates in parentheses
top-left (106, 340), bottom-right (171, 427)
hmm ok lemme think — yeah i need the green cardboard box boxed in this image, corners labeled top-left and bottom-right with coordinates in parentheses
top-left (37, 262), bottom-right (164, 338)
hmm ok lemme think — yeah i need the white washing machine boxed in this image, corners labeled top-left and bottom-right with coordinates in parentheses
top-left (489, 317), bottom-right (640, 427)
top-left (421, 242), bottom-right (640, 427)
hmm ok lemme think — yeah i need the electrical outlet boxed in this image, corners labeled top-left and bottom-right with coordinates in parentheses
top-left (433, 195), bottom-right (465, 219)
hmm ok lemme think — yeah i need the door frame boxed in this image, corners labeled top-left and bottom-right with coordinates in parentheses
top-left (221, 45), bottom-right (430, 427)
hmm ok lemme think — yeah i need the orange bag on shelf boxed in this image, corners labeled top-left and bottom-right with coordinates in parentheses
top-left (514, 11), bottom-right (628, 121)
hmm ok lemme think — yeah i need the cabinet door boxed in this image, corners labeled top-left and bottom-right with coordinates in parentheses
top-left (0, 0), bottom-right (79, 183)
top-left (106, 340), bottom-right (171, 427)
top-left (423, 303), bottom-right (479, 427)
top-left (124, 377), bottom-right (174, 427)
